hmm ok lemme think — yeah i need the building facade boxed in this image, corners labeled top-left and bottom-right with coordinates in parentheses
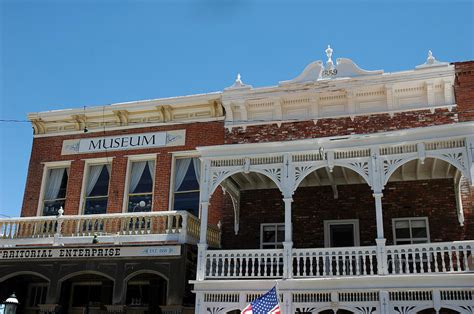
top-left (1, 48), bottom-right (474, 314)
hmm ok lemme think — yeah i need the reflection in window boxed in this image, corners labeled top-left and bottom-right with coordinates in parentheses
top-left (43, 168), bottom-right (69, 216)
top-left (393, 218), bottom-right (429, 244)
top-left (173, 158), bottom-right (200, 217)
top-left (84, 164), bottom-right (110, 215)
top-left (128, 161), bottom-right (155, 212)
top-left (261, 223), bottom-right (285, 249)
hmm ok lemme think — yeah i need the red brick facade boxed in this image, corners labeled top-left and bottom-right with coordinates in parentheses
top-left (454, 61), bottom-right (474, 122)
top-left (218, 179), bottom-right (474, 249)
top-left (21, 121), bottom-right (225, 221)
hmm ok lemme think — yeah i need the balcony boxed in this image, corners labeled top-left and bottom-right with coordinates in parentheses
top-left (201, 241), bottom-right (473, 279)
top-left (0, 210), bottom-right (221, 248)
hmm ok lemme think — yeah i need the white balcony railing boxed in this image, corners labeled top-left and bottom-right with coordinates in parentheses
top-left (0, 210), bottom-right (221, 248)
top-left (201, 241), bottom-right (473, 280)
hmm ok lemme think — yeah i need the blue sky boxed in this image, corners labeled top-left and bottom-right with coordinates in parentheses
top-left (0, 0), bottom-right (473, 217)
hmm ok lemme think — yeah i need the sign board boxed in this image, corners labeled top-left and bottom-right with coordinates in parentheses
top-left (61, 130), bottom-right (186, 155)
top-left (0, 245), bottom-right (181, 261)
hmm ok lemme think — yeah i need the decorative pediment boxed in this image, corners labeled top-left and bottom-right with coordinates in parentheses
top-left (280, 46), bottom-right (383, 86)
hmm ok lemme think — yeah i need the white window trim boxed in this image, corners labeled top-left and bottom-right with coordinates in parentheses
top-left (122, 153), bottom-right (158, 213)
top-left (324, 219), bottom-right (360, 248)
top-left (260, 223), bottom-right (285, 249)
top-left (36, 160), bottom-right (72, 216)
top-left (168, 152), bottom-right (201, 214)
top-left (392, 217), bottom-right (430, 245)
top-left (78, 157), bottom-right (114, 215)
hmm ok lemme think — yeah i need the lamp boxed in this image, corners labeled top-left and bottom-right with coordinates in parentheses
top-left (4, 292), bottom-right (19, 314)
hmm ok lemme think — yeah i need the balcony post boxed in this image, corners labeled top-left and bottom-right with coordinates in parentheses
top-left (197, 201), bottom-right (209, 281)
top-left (53, 207), bottom-right (64, 246)
top-left (283, 197), bottom-right (293, 279)
top-left (180, 211), bottom-right (188, 243)
top-left (373, 192), bottom-right (384, 239)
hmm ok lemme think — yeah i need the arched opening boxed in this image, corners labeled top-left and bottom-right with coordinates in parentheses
top-left (319, 309), bottom-right (354, 314)
top-left (0, 272), bottom-right (49, 314)
top-left (59, 272), bottom-right (113, 313)
top-left (226, 310), bottom-right (240, 314)
top-left (211, 170), bottom-right (281, 250)
top-left (124, 271), bottom-right (167, 312)
top-left (383, 157), bottom-right (471, 245)
top-left (293, 165), bottom-right (374, 248)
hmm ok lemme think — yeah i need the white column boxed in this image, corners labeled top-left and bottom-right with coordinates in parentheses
top-left (373, 192), bottom-right (384, 239)
top-left (283, 197), bottom-right (293, 278)
top-left (197, 201), bottom-right (209, 281)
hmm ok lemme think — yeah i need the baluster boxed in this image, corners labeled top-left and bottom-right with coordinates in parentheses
top-left (441, 248), bottom-right (447, 272)
top-left (246, 255), bottom-right (251, 277)
top-left (335, 252), bottom-right (340, 276)
top-left (302, 253), bottom-right (307, 276)
top-left (270, 255), bottom-right (274, 277)
top-left (296, 253), bottom-right (301, 276)
top-left (309, 253), bottom-right (314, 277)
top-left (327, 253), bottom-right (332, 276)
top-left (368, 254), bottom-right (374, 275)
top-left (315, 253), bottom-right (320, 276)
top-left (462, 247), bottom-right (469, 271)
top-left (238, 256), bottom-right (243, 277)
top-left (263, 254), bottom-right (268, 277)
top-left (455, 247), bottom-right (461, 272)
top-left (411, 250), bottom-right (417, 274)
top-left (341, 252), bottom-right (346, 275)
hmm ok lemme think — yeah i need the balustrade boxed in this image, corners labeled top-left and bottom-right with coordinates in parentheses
top-left (201, 241), bottom-right (473, 280)
top-left (0, 211), bottom-right (221, 247)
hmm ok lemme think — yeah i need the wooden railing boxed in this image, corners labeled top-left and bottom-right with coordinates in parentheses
top-left (201, 241), bottom-right (473, 280)
top-left (293, 246), bottom-right (378, 277)
top-left (0, 211), bottom-right (221, 248)
top-left (205, 249), bottom-right (284, 279)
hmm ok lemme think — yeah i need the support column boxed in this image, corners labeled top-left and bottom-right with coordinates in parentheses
top-left (373, 192), bottom-right (384, 239)
top-left (283, 197), bottom-right (293, 279)
top-left (197, 201), bottom-right (209, 281)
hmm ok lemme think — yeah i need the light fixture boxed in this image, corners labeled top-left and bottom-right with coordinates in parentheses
top-left (4, 292), bottom-right (19, 314)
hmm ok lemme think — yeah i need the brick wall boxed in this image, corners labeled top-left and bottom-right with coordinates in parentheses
top-left (454, 61), bottom-right (474, 122)
top-left (21, 121), bottom-right (225, 217)
top-left (218, 179), bottom-right (473, 249)
top-left (225, 109), bottom-right (458, 144)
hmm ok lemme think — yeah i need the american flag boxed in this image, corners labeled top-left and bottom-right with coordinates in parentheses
top-left (241, 286), bottom-right (281, 314)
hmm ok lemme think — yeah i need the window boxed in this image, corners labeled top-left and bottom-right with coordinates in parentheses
top-left (42, 167), bottom-right (69, 216)
top-left (84, 164), bottom-right (111, 215)
top-left (127, 160), bottom-right (155, 212)
top-left (27, 284), bottom-right (47, 308)
top-left (324, 219), bottom-right (360, 248)
top-left (126, 282), bottom-right (150, 306)
top-left (260, 223), bottom-right (285, 249)
top-left (173, 157), bottom-right (200, 217)
top-left (393, 217), bottom-right (429, 244)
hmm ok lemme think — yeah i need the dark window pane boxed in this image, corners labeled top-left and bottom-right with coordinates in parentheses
top-left (133, 163), bottom-right (154, 193)
top-left (43, 199), bottom-right (66, 216)
top-left (263, 228), bottom-right (276, 243)
top-left (89, 166), bottom-right (110, 196)
top-left (84, 197), bottom-right (108, 215)
top-left (72, 285), bottom-right (103, 307)
top-left (330, 224), bottom-right (354, 247)
top-left (128, 194), bottom-right (153, 212)
top-left (395, 228), bottom-right (410, 239)
top-left (173, 191), bottom-right (199, 216)
top-left (177, 161), bottom-right (199, 191)
top-left (126, 284), bottom-right (150, 306)
top-left (412, 227), bottom-right (427, 238)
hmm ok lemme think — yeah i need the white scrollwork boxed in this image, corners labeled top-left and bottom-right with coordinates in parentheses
top-left (263, 167), bottom-right (282, 185)
top-left (295, 165), bottom-right (315, 182)
top-left (394, 305), bottom-right (417, 314)
top-left (207, 307), bottom-right (226, 314)
top-left (458, 306), bottom-right (474, 314)
top-left (440, 152), bottom-right (466, 171)
top-left (349, 161), bottom-right (370, 179)
top-left (211, 170), bottom-right (231, 193)
top-left (355, 307), bottom-right (376, 314)
top-left (295, 307), bottom-right (317, 313)
top-left (383, 158), bottom-right (405, 176)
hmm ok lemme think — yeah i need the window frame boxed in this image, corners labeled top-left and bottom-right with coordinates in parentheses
top-left (260, 223), bottom-right (285, 249)
top-left (323, 219), bottom-right (360, 248)
top-left (392, 217), bottom-right (430, 245)
top-left (36, 160), bottom-right (72, 216)
top-left (25, 283), bottom-right (47, 309)
top-left (79, 157), bottom-right (113, 215)
top-left (122, 154), bottom-right (158, 213)
top-left (169, 152), bottom-right (201, 216)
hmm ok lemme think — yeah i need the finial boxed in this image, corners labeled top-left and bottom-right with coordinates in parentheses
top-left (57, 206), bottom-right (64, 217)
top-left (235, 73), bottom-right (242, 85)
top-left (325, 45), bottom-right (334, 69)
top-left (427, 50), bottom-right (435, 64)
